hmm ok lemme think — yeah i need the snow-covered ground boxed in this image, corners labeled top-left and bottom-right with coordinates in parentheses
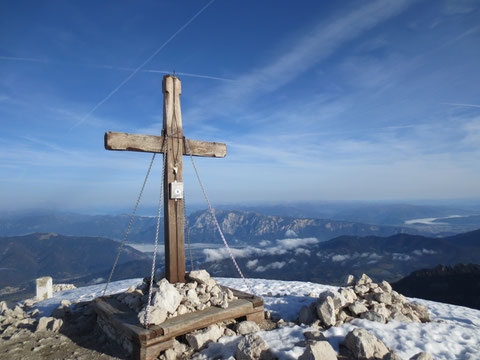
top-left (31, 277), bottom-right (480, 360)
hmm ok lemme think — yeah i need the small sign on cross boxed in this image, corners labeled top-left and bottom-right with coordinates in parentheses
top-left (105, 75), bottom-right (226, 283)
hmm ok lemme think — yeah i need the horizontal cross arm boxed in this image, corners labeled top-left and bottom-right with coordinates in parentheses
top-left (104, 131), bottom-right (226, 158)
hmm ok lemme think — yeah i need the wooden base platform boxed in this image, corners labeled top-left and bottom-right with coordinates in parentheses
top-left (93, 286), bottom-right (264, 360)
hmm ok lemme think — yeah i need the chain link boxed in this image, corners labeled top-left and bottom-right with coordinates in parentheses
top-left (143, 135), bottom-right (168, 327)
top-left (184, 139), bottom-right (255, 296)
top-left (183, 190), bottom-right (195, 272)
top-left (102, 154), bottom-right (156, 297)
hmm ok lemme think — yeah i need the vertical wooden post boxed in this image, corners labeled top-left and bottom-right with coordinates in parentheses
top-left (163, 75), bottom-right (186, 283)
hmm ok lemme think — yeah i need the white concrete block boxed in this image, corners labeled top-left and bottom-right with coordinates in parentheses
top-left (36, 276), bottom-right (53, 301)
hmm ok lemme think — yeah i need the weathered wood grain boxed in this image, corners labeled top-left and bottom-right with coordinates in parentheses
top-left (105, 132), bottom-right (226, 158)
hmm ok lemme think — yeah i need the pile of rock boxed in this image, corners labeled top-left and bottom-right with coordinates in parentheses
top-left (112, 269), bottom-right (237, 326)
top-left (158, 320), bottom-right (264, 360)
top-left (298, 274), bottom-right (431, 328)
top-left (0, 300), bottom-right (63, 341)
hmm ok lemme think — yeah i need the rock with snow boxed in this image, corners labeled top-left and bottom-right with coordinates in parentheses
top-left (235, 333), bottom-right (273, 360)
top-left (299, 340), bottom-right (338, 360)
top-left (235, 320), bottom-right (261, 335)
top-left (185, 324), bottom-right (224, 350)
top-left (343, 328), bottom-right (390, 360)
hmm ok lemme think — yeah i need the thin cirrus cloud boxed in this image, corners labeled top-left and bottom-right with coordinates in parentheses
top-left (184, 0), bottom-right (416, 121)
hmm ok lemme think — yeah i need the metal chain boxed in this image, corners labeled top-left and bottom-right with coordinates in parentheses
top-left (183, 190), bottom-right (195, 272)
top-left (144, 135), bottom-right (168, 327)
top-left (102, 154), bottom-right (156, 297)
top-left (184, 139), bottom-right (255, 296)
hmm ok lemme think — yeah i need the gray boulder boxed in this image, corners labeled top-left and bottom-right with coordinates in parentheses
top-left (187, 269), bottom-right (214, 285)
top-left (153, 279), bottom-right (182, 314)
top-left (299, 305), bottom-right (316, 325)
top-left (138, 306), bottom-right (167, 326)
top-left (299, 340), bottom-right (338, 360)
top-left (236, 334), bottom-right (273, 360)
top-left (186, 324), bottom-right (224, 350)
top-left (316, 296), bottom-right (336, 327)
top-left (343, 328), bottom-right (389, 360)
top-left (235, 320), bottom-right (261, 335)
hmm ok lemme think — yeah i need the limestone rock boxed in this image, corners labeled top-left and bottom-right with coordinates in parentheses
top-left (235, 320), bottom-right (261, 335)
top-left (299, 305), bottom-right (316, 325)
top-left (35, 316), bottom-right (62, 333)
top-left (354, 285), bottom-right (370, 296)
top-left (138, 307), bottom-right (167, 326)
top-left (303, 330), bottom-right (327, 342)
top-left (372, 303), bottom-right (391, 319)
top-left (357, 274), bottom-right (373, 286)
top-left (409, 352), bottom-right (433, 360)
top-left (0, 301), bottom-right (8, 314)
top-left (391, 291), bottom-right (406, 304)
top-left (163, 348), bottom-right (176, 360)
top-left (299, 340), bottom-right (338, 360)
top-left (345, 274), bottom-right (355, 286)
top-left (343, 328), bottom-right (389, 360)
top-left (319, 290), bottom-right (346, 310)
top-left (153, 279), bottom-right (182, 314)
top-left (373, 293), bottom-right (392, 305)
top-left (339, 288), bottom-right (357, 305)
top-left (360, 311), bottom-right (386, 323)
top-left (390, 311), bottom-right (412, 323)
top-left (316, 296), bottom-right (336, 327)
top-left (379, 280), bottom-right (392, 293)
top-left (187, 270), bottom-right (212, 285)
top-left (348, 301), bottom-right (368, 316)
top-left (173, 339), bottom-right (187, 357)
top-left (186, 324), bottom-right (224, 350)
top-left (384, 352), bottom-right (402, 360)
top-left (224, 328), bottom-right (237, 337)
top-left (60, 299), bottom-right (71, 308)
top-left (407, 303), bottom-right (431, 322)
top-left (236, 334), bottom-right (273, 360)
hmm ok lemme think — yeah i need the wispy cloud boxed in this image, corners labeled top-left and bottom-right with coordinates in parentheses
top-left (442, 102), bottom-right (480, 108)
top-left (184, 0), bottom-right (416, 121)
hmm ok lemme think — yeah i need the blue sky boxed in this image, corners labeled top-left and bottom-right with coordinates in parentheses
top-left (1, 0), bottom-right (480, 213)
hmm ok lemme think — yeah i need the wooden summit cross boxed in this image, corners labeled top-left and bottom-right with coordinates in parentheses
top-left (104, 75), bottom-right (226, 283)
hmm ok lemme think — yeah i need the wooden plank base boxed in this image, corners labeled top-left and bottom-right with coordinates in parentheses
top-left (93, 286), bottom-right (264, 360)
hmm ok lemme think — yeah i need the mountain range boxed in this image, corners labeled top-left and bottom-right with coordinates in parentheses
top-left (203, 230), bottom-right (480, 286)
top-left (0, 233), bottom-right (150, 303)
top-left (0, 209), bottom-right (426, 245)
top-left (392, 263), bottom-right (480, 310)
